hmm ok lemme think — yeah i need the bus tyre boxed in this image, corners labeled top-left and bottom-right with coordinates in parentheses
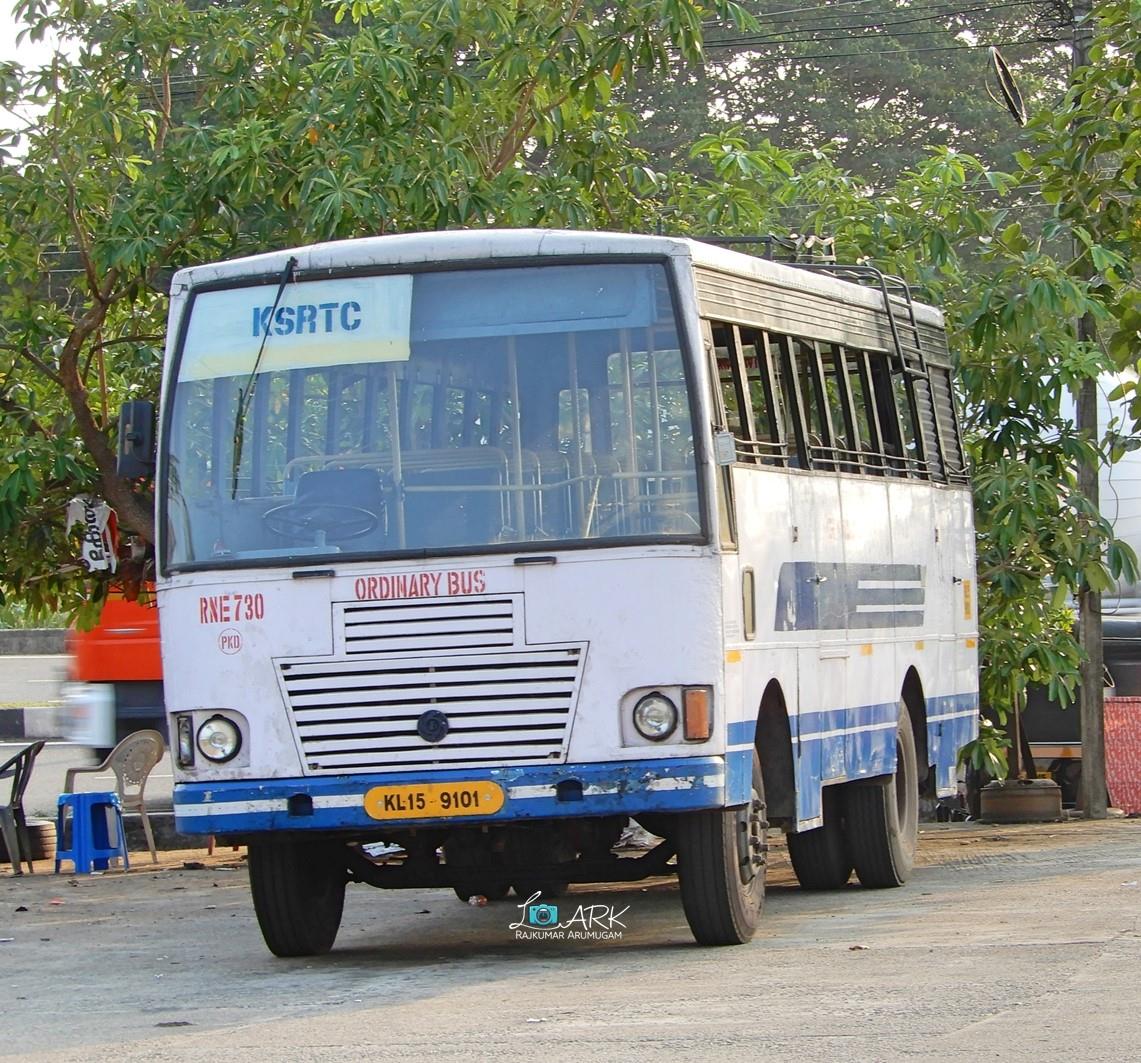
top-left (676, 749), bottom-right (767, 946)
top-left (787, 786), bottom-right (852, 890)
top-left (844, 705), bottom-right (918, 888)
top-left (248, 839), bottom-right (347, 957)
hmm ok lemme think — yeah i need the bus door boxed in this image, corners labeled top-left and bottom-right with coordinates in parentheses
top-left (782, 338), bottom-right (850, 793)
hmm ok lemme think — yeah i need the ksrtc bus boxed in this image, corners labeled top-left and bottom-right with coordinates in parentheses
top-left (143, 230), bottom-right (979, 953)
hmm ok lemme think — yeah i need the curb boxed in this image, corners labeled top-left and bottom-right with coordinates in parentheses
top-left (0, 629), bottom-right (67, 655)
top-left (0, 707), bottom-right (63, 742)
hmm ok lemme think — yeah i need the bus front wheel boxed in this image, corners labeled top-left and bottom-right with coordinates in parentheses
top-left (676, 749), bottom-right (767, 945)
top-left (843, 705), bottom-right (918, 888)
top-left (248, 839), bottom-right (348, 957)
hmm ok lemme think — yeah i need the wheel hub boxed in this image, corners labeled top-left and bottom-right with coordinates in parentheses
top-left (737, 786), bottom-right (769, 882)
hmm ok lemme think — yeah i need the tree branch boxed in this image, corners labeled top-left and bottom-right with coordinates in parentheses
top-left (55, 305), bottom-right (155, 542)
top-left (487, 1), bottom-right (586, 178)
top-left (15, 345), bottom-right (62, 385)
top-left (0, 391), bottom-right (53, 439)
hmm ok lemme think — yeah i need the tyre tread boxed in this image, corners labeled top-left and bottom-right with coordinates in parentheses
top-left (787, 788), bottom-right (851, 890)
top-left (248, 841), bottom-right (346, 957)
top-left (844, 708), bottom-right (918, 889)
top-left (676, 752), bottom-right (766, 946)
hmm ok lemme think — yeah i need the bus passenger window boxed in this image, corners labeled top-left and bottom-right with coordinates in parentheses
top-left (866, 354), bottom-right (907, 475)
top-left (844, 352), bottom-right (882, 475)
top-left (740, 327), bottom-right (783, 466)
top-left (820, 346), bottom-right (857, 472)
top-left (762, 333), bottom-right (798, 465)
top-left (891, 373), bottom-right (922, 476)
top-left (710, 323), bottom-right (743, 440)
top-left (794, 339), bottom-right (834, 471)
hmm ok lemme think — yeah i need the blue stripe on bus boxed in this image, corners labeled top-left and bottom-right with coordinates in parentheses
top-left (728, 689), bottom-right (978, 824)
top-left (178, 689), bottom-right (979, 835)
top-left (726, 720), bottom-right (756, 746)
top-left (791, 689), bottom-right (979, 824)
top-left (174, 756), bottom-right (730, 836)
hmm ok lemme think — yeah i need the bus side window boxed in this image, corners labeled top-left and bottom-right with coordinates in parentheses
top-left (819, 345), bottom-right (858, 473)
top-left (709, 322), bottom-right (745, 444)
top-left (739, 326), bottom-right (785, 467)
top-left (793, 338), bottom-right (835, 472)
top-left (929, 366), bottom-right (968, 481)
top-left (845, 350), bottom-right (885, 476)
top-left (766, 333), bottom-right (805, 469)
top-left (891, 371), bottom-right (923, 477)
top-left (866, 353), bottom-right (908, 476)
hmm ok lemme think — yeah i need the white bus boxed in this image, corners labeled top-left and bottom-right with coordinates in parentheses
top-left (142, 230), bottom-right (978, 954)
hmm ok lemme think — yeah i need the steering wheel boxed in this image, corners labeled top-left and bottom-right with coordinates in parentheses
top-left (262, 501), bottom-right (380, 544)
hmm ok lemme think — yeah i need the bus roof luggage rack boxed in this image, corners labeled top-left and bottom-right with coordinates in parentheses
top-left (692, 233), bottom-right (836, 264)
top-left (791, 263), bottom-right (928, 378)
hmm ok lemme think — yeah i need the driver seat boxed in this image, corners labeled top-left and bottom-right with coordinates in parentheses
top-left (294, 468), bottom-right (386, 539)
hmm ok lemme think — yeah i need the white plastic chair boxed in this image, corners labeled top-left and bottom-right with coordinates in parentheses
top-left (64, 730), bottom-right (166, 863)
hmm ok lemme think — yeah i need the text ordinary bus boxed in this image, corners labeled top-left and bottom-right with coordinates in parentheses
top-left (147, 229), bottom-right (979, 954)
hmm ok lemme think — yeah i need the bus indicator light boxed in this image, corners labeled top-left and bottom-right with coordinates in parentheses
top-left (683, 687), bottom-right (713, 742)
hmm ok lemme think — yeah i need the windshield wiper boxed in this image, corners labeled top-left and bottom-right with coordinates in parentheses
top-left (230, 255), bottom-right (298, 499)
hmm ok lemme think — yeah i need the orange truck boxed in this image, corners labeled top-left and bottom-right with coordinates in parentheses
top-left (60, 595), bottom-right (166, 755)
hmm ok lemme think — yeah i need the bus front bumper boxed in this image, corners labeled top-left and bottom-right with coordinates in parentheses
top-left (173, 753), bottom-right (751, 836)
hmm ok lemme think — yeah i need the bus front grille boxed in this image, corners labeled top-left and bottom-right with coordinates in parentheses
top-left (340, 598), bottom-right (517, 656)
top-left (278, 647), bottom-right (583, 772)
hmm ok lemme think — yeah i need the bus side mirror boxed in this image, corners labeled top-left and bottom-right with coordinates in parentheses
top-left (713, 429), bottom-right (736, 467)
top-left (117, 400), bottom-right (156, 478)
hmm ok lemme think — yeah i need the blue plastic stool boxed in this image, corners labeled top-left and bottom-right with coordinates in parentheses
top-left (55, 792), bottom-right (130, 874)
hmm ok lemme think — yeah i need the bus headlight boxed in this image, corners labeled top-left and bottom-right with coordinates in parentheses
top-left (633, 692), bottom-right (678, 742)
top-left (196, 714), bottom-right (243, 763)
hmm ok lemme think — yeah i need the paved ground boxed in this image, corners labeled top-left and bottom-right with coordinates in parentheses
top-left (3, 819), bottom-right (1139, 1062)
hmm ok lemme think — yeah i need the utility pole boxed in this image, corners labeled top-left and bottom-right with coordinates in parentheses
top-left (1072, 0), bottom-right (1107, 818)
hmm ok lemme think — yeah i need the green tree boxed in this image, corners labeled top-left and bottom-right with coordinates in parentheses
top-left (1, 0), bottom-right (1138, 751)
top-left (629, 0), bottom-right (1074, 187)
top-left (0, 0), bottom-right (749, 615)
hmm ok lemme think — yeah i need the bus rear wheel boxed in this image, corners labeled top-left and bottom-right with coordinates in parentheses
top-left (248, 839), bottom-right (347, 957)
top-left (844, 705), bottom-right (918, 888)
top-left (676, 749), bottom-right (767, 945)
top-left (787, 785), bottom-right (852, 890)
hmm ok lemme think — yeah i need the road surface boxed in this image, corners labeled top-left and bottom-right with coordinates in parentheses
top-left (3, 819), bottom-right (1139, 1062)
top-left (0, 653), bottom-right (66, 710)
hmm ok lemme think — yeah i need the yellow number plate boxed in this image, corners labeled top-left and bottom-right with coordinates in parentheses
top-left (364, 781), bottom-right (505, 821)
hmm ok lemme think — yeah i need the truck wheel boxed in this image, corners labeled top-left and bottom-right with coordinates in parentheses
top-left (248, 839), bottom-right (347, 957)
top-left (676, 749), bottom-right (767, 945)
top-left (844, 705), bottom-right (918, 888)
top-left (787, 786), bottom-right (852, 890)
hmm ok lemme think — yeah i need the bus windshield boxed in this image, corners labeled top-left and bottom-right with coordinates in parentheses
top-left (163, 260), bottom-right (701, 569)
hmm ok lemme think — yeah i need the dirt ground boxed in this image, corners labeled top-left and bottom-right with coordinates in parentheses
top-left (3, 818), bottom-right (1140, 1062)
